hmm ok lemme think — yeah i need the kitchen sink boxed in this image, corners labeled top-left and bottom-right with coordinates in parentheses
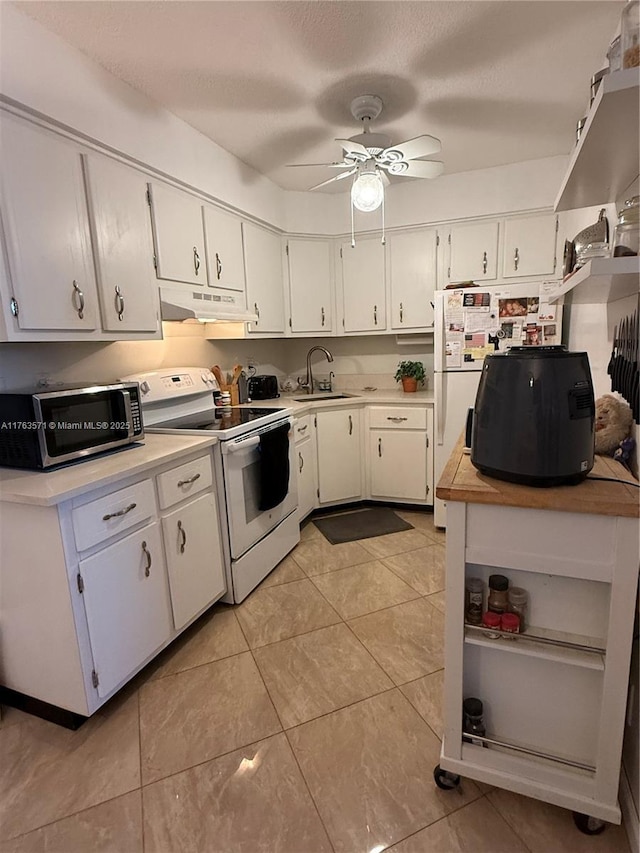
top-left (292, 393), bottom-right (358, 402)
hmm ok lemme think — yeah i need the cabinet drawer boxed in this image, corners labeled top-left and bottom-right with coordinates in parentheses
top-left (294, 414), bottom-right (312, 443)
top-left (72, 479), bottom-right (156, 552)
top-left (156, 454), bottom-right (212, 509)
top-left (369, 407), bottom-right (427, 430)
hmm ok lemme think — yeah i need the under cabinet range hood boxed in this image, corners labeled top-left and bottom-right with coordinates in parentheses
top-left (159, 285), bottom-right (258, 323)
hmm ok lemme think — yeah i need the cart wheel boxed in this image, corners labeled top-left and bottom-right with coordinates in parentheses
top-left (572, 812), bottom-right (606, 835)
top-left (433, 764), bottom-right (461, 790)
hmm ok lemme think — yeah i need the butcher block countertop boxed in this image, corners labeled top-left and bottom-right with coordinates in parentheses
top-left (437, 435), bottom-right (640, 518)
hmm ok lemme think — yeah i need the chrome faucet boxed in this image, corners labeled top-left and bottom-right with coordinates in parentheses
top-left (298, 346), bottom-right (334, 394)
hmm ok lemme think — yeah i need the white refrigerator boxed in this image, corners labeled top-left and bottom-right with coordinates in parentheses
top-left (433, 282), bottom-right (563, 527)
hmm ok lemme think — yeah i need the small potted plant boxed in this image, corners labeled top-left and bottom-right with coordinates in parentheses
top-left (394, 360), bottom-right (426, 393)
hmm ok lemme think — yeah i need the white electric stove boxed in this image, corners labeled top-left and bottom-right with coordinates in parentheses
top-left (121, 367), bottom-right (299, 602)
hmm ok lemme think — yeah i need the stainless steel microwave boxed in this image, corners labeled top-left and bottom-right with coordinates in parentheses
top-left (0, 382), bottom-right (144, 469)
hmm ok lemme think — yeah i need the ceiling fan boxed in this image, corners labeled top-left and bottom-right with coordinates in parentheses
top-left (289, 94), bottom-right (444, 209)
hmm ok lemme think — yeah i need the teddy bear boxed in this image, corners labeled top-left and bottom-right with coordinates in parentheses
top-left (594, 394), bottom-right (633, 455)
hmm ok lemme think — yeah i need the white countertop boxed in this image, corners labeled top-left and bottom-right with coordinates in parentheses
top-left (248, 389), bottom-right (434, 415)
top-left (0, 433), bottom-right (218, 506)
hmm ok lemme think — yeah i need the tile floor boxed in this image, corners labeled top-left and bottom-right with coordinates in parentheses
top-left (0, 510), bottom-right (631, 852)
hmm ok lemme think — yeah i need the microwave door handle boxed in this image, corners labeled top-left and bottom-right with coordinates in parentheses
top-left (120, 389), bottom-right (135, 439)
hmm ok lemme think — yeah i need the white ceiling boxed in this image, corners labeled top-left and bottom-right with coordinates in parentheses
top-left (14, 1), bottom-right (623, 193)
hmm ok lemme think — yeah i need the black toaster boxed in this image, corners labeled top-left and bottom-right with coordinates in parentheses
top-left (247, 375), bottom-right (280, 400)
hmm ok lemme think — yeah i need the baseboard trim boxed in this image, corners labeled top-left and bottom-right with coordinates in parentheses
top-left (620, 765), bottom-right (639, 853)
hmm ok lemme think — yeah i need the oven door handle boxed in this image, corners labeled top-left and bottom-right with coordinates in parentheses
top-left (222, 435), bottom-right (261, 454)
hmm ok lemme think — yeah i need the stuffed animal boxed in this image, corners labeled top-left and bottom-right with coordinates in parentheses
top-left (594, 394), bottom-right (633, 455)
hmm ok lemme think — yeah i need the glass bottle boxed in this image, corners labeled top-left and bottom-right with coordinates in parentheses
top-left (507, 587), bottom-right (529, 632)
top-left (622, 0), bottom-right (640, 68)
top-left (488, 574), bottom-right (509, 614)
top-left (465, 577), bottom-right (484, 625)
top-left (462, 697), bottom-right (487, 746)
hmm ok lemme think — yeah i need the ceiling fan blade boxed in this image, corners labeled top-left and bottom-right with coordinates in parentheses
top-left (286, 162), bottom-right (351, 168)
top-left (380, 134), bottom-right (441, 162)
top-left (335, 138), bottom-right (369, 160)
top-left (381, 160), bottom-right (444, 179)
top-left (308, 167), bottom-right (357, 191)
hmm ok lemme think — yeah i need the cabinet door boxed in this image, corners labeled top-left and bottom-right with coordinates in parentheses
top-left (389, 230), bottom-right (437, 330)
top-left (316, 408), bottom-right (361, 503)
top-left (79, 522), bottom-right (172, 698)
top-left (244, 223), bottom-right (285, 334)
top-left (370, 430), bottom-right (428, 500)
top-left (83, 154), bottom-right (159, 333)
top-left (162, 492), bottom-right (226, 631)
top-left (296, 436), bottom-right (317, 520)
top-left (148, 182), bottom-right (206, 285)
top-left (502, 213), bottom-right (557, 279)
top-left (287, 238), bottom-right (333, 333)
top-left (448, 221), bottom-right (499, 282)
top-left (341, 238), bottom-right (386, 332)
top-left (203, 205), bottom-right (246, 293)
top-left (0, 115), bottom-right (98, 331)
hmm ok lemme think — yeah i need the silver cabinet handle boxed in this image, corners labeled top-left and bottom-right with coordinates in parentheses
top-left (321, 306), bottom-right (325, 327)
top-left (399, 302), bottom-right (403, 323)
top-left (72, 280), bottom-right (85, 319)
top-left (193, 246), bottom-right (200, 275)
top-left (102, 502), bottom-right (136, 521)
top-left (254, 302), bottom-right (260, 322)
top-left (378, 437), bottom-right (382, 457)
top-left (387, 416), bottom-right (408, 422)
top-left (177, 473), bottom-right (201, 487)
top-left (297, 424), bottom-right (308, 434)
top-left (348, 415), bottom-right (353, 435)
top-left (482, 251), bottom-right (488, 274)
top-left (514, 247), bottom-right (519, 271)
top-left (215, 252), bottom-right (223, 280)
top-left (177, 520), bottom-right (187, 554)
top-left (114, 285), bottom-right (125, 320)
top-left (374, 305), bottom-right (378, 325)
top-left (141, 540), bottom-right (152, 577)
top-left (299, 452), bottom-right (304, 473)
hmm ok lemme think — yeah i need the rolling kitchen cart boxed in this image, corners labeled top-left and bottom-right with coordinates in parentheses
top-left (435, 440), bottom-right (639, 833)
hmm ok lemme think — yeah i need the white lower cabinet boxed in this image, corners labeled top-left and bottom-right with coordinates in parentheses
top-left (162, 492), bottom-right (226, 630)
top-left (316, 408), bottom-right (362, 504)
top-left (80, 522), bottom-right (172, 698)
top-left (296, 437), bottom-right (317, 521)
top-left (370, 430), bottom-right (428, 501)
top-left (0, 448), bottom-right (226, 717)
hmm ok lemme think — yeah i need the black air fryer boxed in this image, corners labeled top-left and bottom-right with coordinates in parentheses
top-left (471, 346), bottom-right (595, 487)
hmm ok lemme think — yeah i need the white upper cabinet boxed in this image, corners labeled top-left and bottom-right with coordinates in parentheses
top-left (447, 221), bottom-right (499, 283)
top-left (341, 237), bottom-right (386, 332)
top-left (502, 213), bottom-right (558, 279)
top-left (388, 229), bottom-right (437, 330)
top-left (244, 222), bottom-right (285, 334)
top-left (147, 182), bottom-right (206, 285)
top-left (0, 114), bottom-right (99, 331)
top-left (287, 238), bottom-right (333, 334)
top-left (83, 154), bottom-right (159, 333)
top-left (202, 205), bottom-right (246, 293)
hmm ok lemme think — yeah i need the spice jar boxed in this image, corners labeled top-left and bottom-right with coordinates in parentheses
top-left (501, 612), bottom-right (520, 635)
top-left (488, 574), bottom-right (509, 614)
top-left (613, 196), bottom-right (639, 257)
top-left (462, 697), bottom-right (487, 746)
top-left (482, 611), bottom-right (501, 639)
top-left (465, 578), bottom-right (484, 625)
top-left (507, 587), bottom-right (529, 632)
top-left (622, 0), bottom-right (640, 68)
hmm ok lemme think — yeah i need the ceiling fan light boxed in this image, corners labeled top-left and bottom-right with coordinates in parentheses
top-left (351, 170), bottom-right (384, 212)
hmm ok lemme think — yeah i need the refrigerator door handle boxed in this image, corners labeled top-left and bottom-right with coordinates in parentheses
top-left (435, 372), bottom-right (445, 445)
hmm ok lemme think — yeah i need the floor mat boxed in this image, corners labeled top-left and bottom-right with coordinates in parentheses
top-left (313, 507), bottom-right (413, 545)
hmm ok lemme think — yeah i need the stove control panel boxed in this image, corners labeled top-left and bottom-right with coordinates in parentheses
top-left (120, 367), bottom-right (220, 405)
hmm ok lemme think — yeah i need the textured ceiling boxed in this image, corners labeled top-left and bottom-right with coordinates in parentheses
top-left (14, 1), bottom-right (624, 193)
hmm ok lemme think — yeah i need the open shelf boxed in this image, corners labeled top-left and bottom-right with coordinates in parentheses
top-left (555, 68), bottom-right (640, 212)
top-left (465, 623), bottom-right (605, 670)
top-left (545, 256), bottom-right (639, 304)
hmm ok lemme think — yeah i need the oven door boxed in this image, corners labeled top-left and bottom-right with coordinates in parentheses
top-left (220, 419), bottom-right (298, 559)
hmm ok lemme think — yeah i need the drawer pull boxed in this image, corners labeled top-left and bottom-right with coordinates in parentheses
top-left (178, 520), bottom-right (187, 554)
top-left (177, 473), bottom-right (201, 487)
top-left (348, 415), bottom-right (353, 435)
top-left (141, 540), bottom-right (152, 577)
top-left (299, 452), bottom-right (304, 473)
top-left (387, 416), bottom-right (408, 422)
top-left (297, 424), bottom-right (308, 434)
top-left (102, 502), bottom-right (136, 521)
